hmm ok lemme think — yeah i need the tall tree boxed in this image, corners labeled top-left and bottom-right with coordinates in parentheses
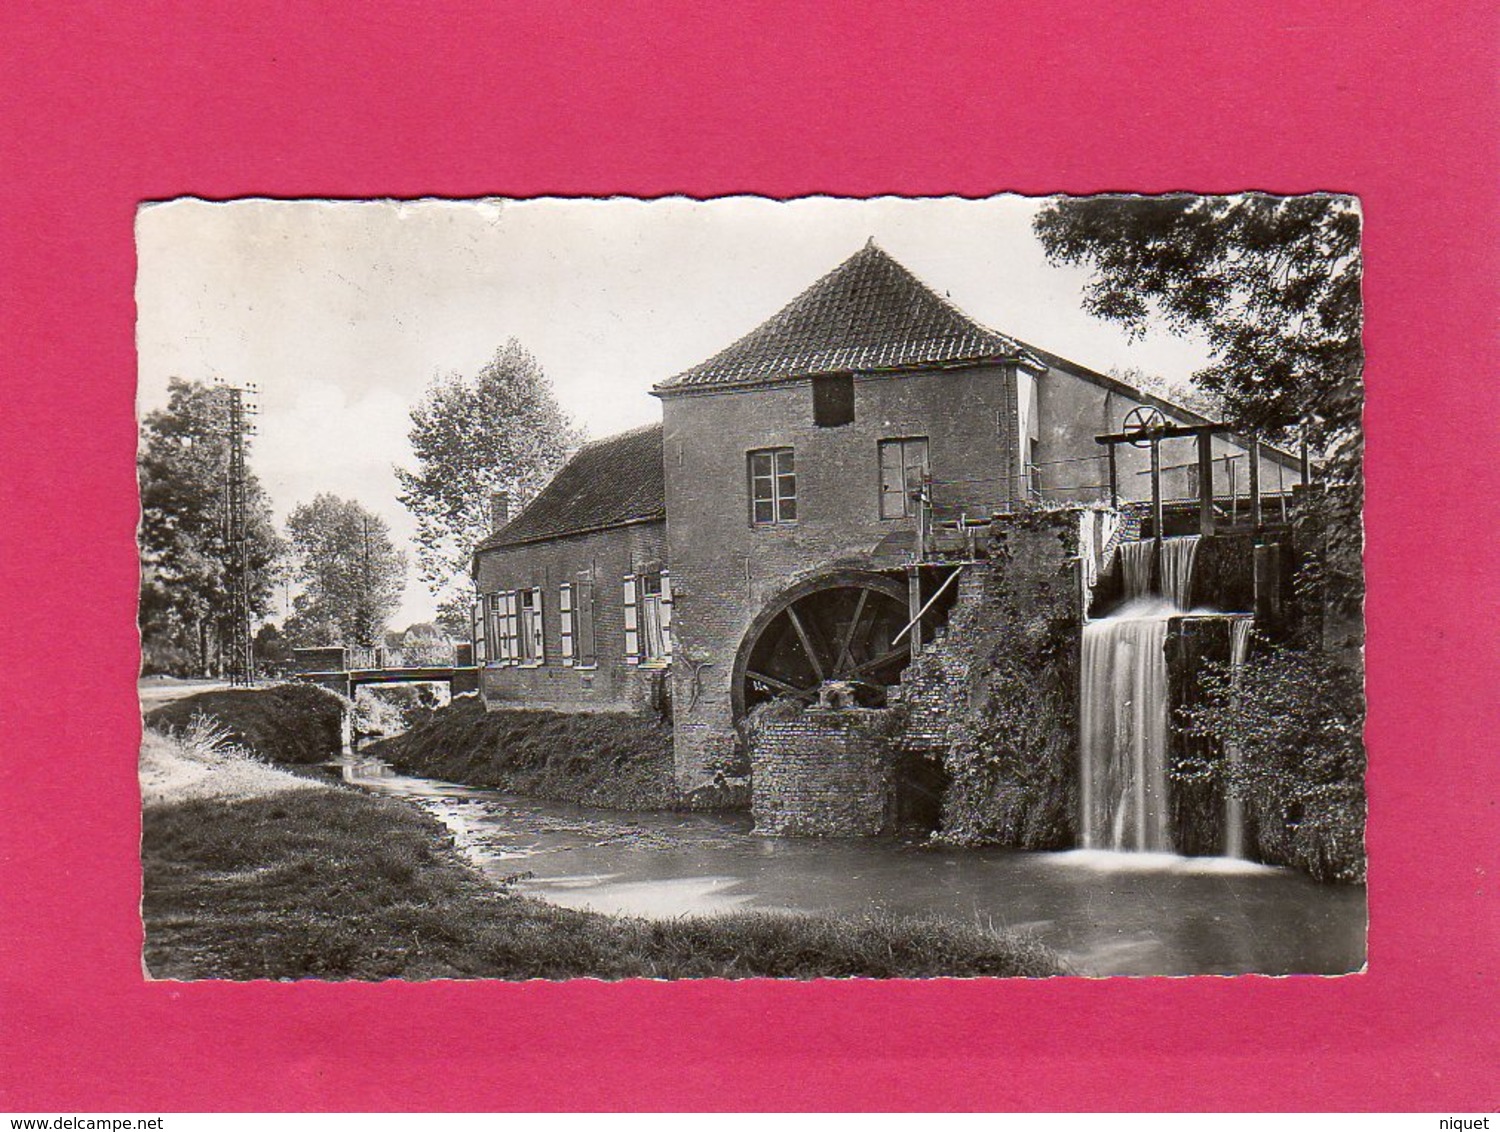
top-left (284, 494), bottom-right (406, 647)
top-left (138, 377), bottom-right (282, 675)
top-left (1035, 194), bottom-right (1364, 645)
top-left (396, 339), bottom-right (581, 598)
top-left (1034, 194), bottom-right (1362, 480)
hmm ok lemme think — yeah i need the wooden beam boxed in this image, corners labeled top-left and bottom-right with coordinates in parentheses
top-left (1249, 436), bottom-right (1262, 531)
top-left (833, 588), bottom-right (870, 675)
top-left (1197, 430), bottom-right (1215, 537)
top-left (746, 670), bottom-right (817, 701)
top-left (906, 570), bottom-right (924, 654)
top-left (1107, 443), bottom-right (1119, 507)
top-left (1095, 422), bottom-right (1229, 445)
top-left (784, 605), bottom-right (825, 683)
top-left (851, 645), bottom-right (912, 677)
top-left (1150, 438), bottom-right (1164, 551)
top-left (893, 566), bottom-right (964, 646)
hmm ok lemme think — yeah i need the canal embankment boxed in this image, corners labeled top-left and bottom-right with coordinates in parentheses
top-left (143, 681), bottom-right (346, 765)
top-left (140, 692), bottom-right (1063, 980)
top-left (362, 696), bottom-right (681, 811)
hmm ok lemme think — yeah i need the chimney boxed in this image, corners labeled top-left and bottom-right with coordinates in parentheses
top-left (490, 489), bottom-right (510, 530)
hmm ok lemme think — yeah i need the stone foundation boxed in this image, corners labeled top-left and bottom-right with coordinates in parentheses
top-left (748, 708), bottom-right (900, 837)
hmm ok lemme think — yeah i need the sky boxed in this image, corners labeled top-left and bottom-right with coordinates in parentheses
top-left (135, 196), bottom-right (1212, 625)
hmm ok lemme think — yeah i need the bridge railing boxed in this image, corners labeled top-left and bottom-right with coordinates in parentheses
top-left (293, 643), bottom-right (474, 673)
top-left (348, 644), bottom-right (465, 670)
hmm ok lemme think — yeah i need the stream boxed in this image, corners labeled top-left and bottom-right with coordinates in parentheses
top-left (339, 755), bottom-right (1367, 977)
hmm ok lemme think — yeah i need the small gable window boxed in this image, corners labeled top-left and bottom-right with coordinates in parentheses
top-left (812, 373), bottom-right (855, 427)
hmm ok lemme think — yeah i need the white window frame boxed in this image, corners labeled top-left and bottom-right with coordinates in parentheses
top-left (748, 447), bottom-right (797, 526)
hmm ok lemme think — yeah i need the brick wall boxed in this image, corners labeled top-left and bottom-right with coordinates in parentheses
top-left (473, 520), bottom-right (668, 715)
top-left (659, 363), bottom-right (1023, 797)
top-left (748, 708), bottom-right (900, 837)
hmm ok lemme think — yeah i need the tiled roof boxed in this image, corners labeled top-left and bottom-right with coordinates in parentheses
top-left (655, 240), bottom-right (1028, 392)
top-left (474, 422), bottom-right (664, 553)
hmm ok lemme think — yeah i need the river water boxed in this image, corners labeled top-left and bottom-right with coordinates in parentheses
top-left (341, 757), bottom-right (1366, 977)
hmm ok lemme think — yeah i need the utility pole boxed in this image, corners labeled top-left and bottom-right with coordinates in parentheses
top-left (361, 515), bottom-right (373, 649)
top-left (218, 381), bottom-right (259, 686)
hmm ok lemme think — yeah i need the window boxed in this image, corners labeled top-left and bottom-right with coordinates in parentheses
top-left (486, 591), bottom-right (516, 665)
top-left (749, 448), bottom-right (797, 525)
top-left (484, 589), bottom-right (541, 666)
top-left (574, 570), bottom-right (597, 667)
top-left (812, 373), bottom-right (855, 427)
top-left (879, 437), bottom-right (929, 518)
top-left (623, 571), bottom-right (672, 665)
top-left (517, 587), bottom-right (544, 664)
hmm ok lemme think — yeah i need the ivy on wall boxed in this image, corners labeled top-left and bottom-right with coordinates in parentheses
top-left (935, 513), bottom-right (1084, 849)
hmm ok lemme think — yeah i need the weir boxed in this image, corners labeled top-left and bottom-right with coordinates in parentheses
top-left (1222, 617), bottom-right (1255, 859)
top-left (1079, 536), bottom-right (1199, 853)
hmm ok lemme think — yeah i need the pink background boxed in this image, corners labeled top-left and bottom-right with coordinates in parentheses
top-left (2, 0), bottom-right (1496, 1112)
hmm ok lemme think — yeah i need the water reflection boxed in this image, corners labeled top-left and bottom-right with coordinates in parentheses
top-left (340, 757), bottom-right (1366, 978)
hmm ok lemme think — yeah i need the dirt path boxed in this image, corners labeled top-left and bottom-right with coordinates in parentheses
top-left (137, 677), bottom-right (231, 709)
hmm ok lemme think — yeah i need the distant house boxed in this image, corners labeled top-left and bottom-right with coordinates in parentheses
top-left (471, 241), bottom-right (1300, 801)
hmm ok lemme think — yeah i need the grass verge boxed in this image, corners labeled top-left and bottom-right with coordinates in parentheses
top-left (144, 682), bottom-right (345, 765)
top-left (142, 732), bottom-right (1061, 980)
top-left (363, 697), bottom-right (678, 810)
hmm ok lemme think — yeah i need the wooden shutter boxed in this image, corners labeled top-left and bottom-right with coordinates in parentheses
top-left (558, 583), bottom-right (574, 664)
top-left (529, 586), bottom-right (545, 662)
top-left (659, 571), bottom-right (673, 661)
top-left (488, 593), bottom-right (505, 664)
top-left (575, 571), bottom-right (597, 666)
top-left (622, 574), bottom-right (640, 665)
top-left (472, 599), bottom-right (487, 665)
top-left (503, 590), bottom-right (520, 666)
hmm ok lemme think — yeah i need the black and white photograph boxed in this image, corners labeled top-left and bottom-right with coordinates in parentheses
top-left (136, 194), bottom-right (1366, 980)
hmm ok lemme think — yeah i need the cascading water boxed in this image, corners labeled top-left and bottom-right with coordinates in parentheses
top-left (1221, 616), bottom-right (1255, 858)
top-left (1079, 536), bottom-right (1199, 853)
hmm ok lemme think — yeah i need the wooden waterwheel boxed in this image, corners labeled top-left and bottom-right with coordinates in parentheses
top-left (733, 573), bottom-right (912, 718)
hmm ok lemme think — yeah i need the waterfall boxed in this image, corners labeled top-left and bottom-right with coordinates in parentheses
top-left (1117, 536), bottom-right (1200, 608)
top-left (1222, 617), bottom-right (1254, 859)
top-left (1079, 536), bottom-right (1201, 853)
top-left (1079, 609), bottom-right (1174, 851)
top-left (1118, 540), bottom-right (1154, 601)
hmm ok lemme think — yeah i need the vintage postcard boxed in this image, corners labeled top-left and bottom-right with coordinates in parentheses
top-left (135, 194), bottom-right (1366, 980)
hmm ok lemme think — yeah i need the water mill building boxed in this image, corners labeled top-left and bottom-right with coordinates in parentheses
top-left (469, 241), bottom-right (1310, 848)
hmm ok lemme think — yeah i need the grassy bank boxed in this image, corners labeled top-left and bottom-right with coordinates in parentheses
top-left (364, 697), bottom-right (679, 810)
top-left (141, 728), bottom-right (1062, 980)
top-left (144, 682), bottom-right (345, 765)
